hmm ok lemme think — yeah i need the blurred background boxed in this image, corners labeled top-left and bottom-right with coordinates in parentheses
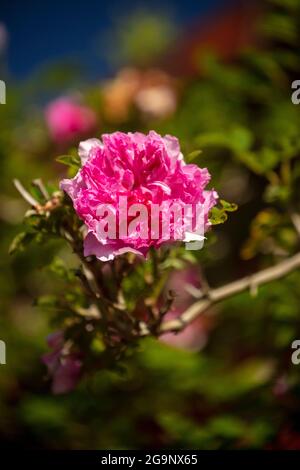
top-left (1, 0), bottom-right (300, 450)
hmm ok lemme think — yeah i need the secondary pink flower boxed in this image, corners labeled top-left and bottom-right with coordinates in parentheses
top-left (160, 310), bottom-right (208, 352)
top-left (45, 98), bottom-right (97, 144)
top-left (160, 268), bottom-right (213, 352)
top-left (42, 331), bottom-right (82, 394)
top-left (60, 131), bottom-right (218, 261)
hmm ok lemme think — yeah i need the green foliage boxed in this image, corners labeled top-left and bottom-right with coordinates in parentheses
top-left (56, 154), bottom-right (80, 170)
top-left (1, 0), bottom-right (300, 451)
top-left (105, 10), bottom-right (176, 67)
top-left (9, 231), bottom-right (37, 255)
top-left (209, 200), bottom-right (238, 225)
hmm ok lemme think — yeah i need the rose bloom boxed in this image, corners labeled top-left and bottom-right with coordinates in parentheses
top-left (45, 97), bottom-right (97, 144)
top-left (42, 331), bottom-right (82, 394)
top-left (60, 131), bottom-right (218, 261)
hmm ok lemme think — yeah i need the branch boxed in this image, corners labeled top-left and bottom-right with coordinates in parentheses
top-left (159, 251), bottom-right (300, 333)
top-left (13, 179), bottom-right (39, 207)
top-left (32, 178), bottom-right (49, 200)
top-left (291, 212), bottom-right (300, 238)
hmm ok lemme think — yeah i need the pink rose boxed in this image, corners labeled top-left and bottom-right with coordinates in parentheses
top-left (60, 131), bottom-right (218, 261)
top-left (42, 331), bottom-right (82, 394)
top-left (45, 98), bottom-right (97, 144)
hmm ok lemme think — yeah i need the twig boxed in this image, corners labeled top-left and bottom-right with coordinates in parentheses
top-left (184, 283), bottom-right (204, 299)
top-left (13, 179), bottom-right (39, 207)
top-left (32, 178), bottom-right (50, 200)
top-left (151, 247), bottom-right (159, 280)
top-left (75, 267), bottom-right (100, 301)
top-left (199, 265), bottom-right (210, 296)
top-left (291, 212), bottom-right (300, 238)
top-left (159, 251), bottom-right (300, 333)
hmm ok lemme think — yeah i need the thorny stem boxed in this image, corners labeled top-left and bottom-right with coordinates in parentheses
top-left (159, 251), bottom-right (300, 334)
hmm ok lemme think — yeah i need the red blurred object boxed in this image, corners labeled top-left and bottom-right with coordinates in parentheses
top-left (267, 426), bottom-right (300, 450)
top-left (165, 1), bottom-right (259, 77)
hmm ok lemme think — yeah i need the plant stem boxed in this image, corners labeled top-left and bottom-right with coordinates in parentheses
top-left (159, 251), bottom-right (300, 333)
top-left (13, 179), bottom-right (39, 207)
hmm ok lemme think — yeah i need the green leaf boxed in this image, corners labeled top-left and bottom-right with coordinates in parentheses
top-left (9, 231), bottom-right (36, 255)
top-left (35, 295), bottom-right (58, 309)
top-left (229, 127), bottom-right (254, 153)
top-left (220, 199), bottom-right (238, 212)
top-left (235, 151), bottom-right (265, 175)
top-left (209, 200), bottom-right (238, 225)
top-left (209, 207), bottom-right (228, 225)
top-left (186, 149), bottom-right (202, 162)
top-left (209, 416), bottom-right (246, 439)
top-left (196, 127), bottom-right (253, 154)
top-left (48, 256), bottom-right (76, 282)
top-left (56, 154), bottom-right (80, 170)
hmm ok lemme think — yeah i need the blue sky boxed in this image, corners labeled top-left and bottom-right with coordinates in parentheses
top-left (1, 0), bottom-right (232, 79)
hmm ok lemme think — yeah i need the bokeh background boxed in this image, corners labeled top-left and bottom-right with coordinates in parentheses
top-left (1, 0), bottom-right (300, 449)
